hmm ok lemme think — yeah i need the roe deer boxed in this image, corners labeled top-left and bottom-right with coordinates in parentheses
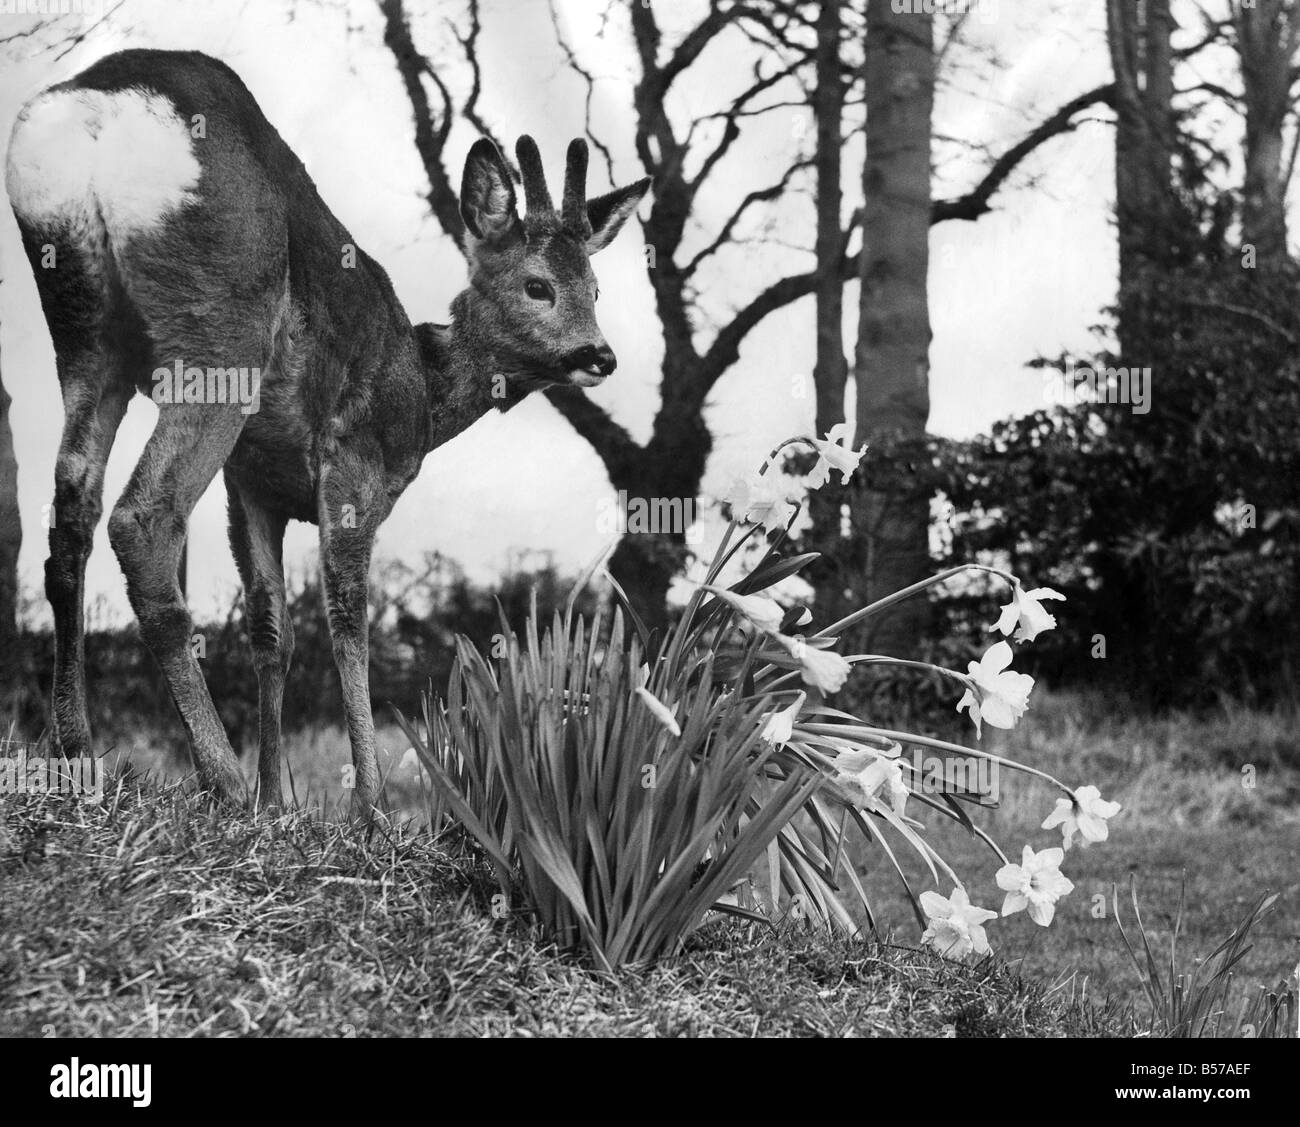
top-left (5, 49), bottom-right (650, 813)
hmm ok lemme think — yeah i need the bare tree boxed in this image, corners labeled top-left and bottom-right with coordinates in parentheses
top-left (1232, 0), bottom-right (1300, 267)
top-left (377, 0), bottom-right (1122, 628)
top-left (545, 1), bottom-right (831, 628)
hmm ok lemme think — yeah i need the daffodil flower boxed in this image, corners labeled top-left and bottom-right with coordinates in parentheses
top-left (995, 845), bottom-right (1074, 925)
top-left (635, 686), bottom-right (681, 737)
top-left (955, 640), bottom-right (1034, 737)
top-left (1041, 785), bottom-right (1121, 849)
top-left (807, 423), bottom-right (867, 488)
top-left (399, 747), bottom-right (425, 778)
top-left (920, 887), bottom-right (997, 960)
top-left (781, 635), bottom-right (852, 693)
top-left (823, 747), bottom-right (908, 815)
top-left (701, 585), bottom-right (784, 635)
top-left (760, 691), bottom-right (806, 746)
top-left (990, 584), bottom-right (1066, 643)
top-left (722, 474), bottom-right (797, 533)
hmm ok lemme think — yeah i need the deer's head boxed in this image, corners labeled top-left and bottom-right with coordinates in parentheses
top-left (458, 135), bottom-right (650, 391)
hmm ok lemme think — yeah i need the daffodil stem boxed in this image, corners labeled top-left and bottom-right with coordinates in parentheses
top-left (813, 565), bottom-right (1019, 640)
top-left (844, 656), bottom-right (970, 685)
top-left (834, 725), bottom-right (1076, 799)
top-left (757, 436), bottom-right (818, 477)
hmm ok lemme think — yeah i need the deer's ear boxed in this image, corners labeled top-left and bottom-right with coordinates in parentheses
top-left (460, 139), bottom-right (519, 244)
top-left (585, 177), bottom-right (651, 255)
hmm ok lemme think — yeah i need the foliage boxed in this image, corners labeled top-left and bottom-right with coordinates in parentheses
top-left (1113, 876), bottom-right (1296, 1038)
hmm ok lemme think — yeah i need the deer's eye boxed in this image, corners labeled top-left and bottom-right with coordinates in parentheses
top-left (524, 278), bottom-right (554, 302)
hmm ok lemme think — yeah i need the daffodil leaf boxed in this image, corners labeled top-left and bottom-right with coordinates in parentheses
top-left (733, 552), bottom-right (820, 595)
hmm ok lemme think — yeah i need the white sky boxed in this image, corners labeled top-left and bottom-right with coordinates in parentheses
top-left (0, 0), bottom-right (1136, 624)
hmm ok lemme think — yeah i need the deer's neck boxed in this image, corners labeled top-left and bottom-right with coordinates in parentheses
top-left (415, 291), bottom-right (539, 454)
top-left (415, 302), bottom-right (498, 454)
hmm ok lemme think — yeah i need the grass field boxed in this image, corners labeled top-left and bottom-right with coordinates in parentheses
top-left (2, 690), bottom-right (1296, 1036)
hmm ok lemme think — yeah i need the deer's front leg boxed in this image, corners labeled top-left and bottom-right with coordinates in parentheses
top-left (317, 457), bottom-right (386, 817)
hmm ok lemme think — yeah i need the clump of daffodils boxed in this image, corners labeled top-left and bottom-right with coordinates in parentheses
top-left (697, 427), bottom-right (1121, 962)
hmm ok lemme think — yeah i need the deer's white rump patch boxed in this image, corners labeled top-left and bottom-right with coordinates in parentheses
top-left (5, 87), bottom-right (200, 239)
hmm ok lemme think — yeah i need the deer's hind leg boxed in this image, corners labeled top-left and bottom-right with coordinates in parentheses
top-left (108, 401), bottom-right (249, 803)
top-left (46, 361), bottom-right (132, 757)
top-left (225, 472), bottom-right (292, 807)
top-left (28, 220), bottom-right (144, 759)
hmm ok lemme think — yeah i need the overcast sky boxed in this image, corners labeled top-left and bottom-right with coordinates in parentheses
top-left (0, 0), bottom-right (1128, 624)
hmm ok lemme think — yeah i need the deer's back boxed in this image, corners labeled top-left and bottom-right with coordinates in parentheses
top-left (7, 49), bottom-right (423, 520)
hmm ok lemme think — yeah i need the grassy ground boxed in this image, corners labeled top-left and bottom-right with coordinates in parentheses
top-left (0, 778), bottom-right (1119, 1037)
top-left (859, 693), bottom-right (1300, 1020)
top-left (4, 690), bottom-right (1296, 1036)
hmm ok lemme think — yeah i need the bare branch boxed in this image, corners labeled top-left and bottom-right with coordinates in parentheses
top-left (49, 0), bottom-right (126, 63)
top-left (1181, 297), bottom-right (1297, 344)
top-left (933, 83), bottom-right (1117, 223)
top-left (450, 0), bottom-right (508, 155)
top-left (1183, 79), bottom-right (1243, 105)
top-left (655, 1), bottom-right (735, 96)
top-left (698, 265), bottom-right (822, 391)
top-left (543, 388), bottom-right (643, 477)
top-left (682, 158), bottom-right (812, 276)
top-left (378, 0), bottom-right (466, 245)
top-left (689, 57), bottom-right (805, 192)
top-left (546, 0), bottom-right (617, 184)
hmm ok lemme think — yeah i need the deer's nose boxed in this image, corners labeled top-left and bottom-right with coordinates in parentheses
top-left (570, 344), bottom-right (617, 377)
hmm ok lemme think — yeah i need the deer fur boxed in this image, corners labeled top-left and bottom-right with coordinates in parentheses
top-left (5, 48), bottom-right (650, 812)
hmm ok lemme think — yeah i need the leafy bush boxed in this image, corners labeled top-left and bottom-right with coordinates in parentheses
top-left (923, 248), bottom-right (1300, 710)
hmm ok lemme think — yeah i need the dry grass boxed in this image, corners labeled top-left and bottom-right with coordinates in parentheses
top-left (7, 689), bottom-right (1294, 1037)
top-left (0, 772), bottom-right (1120, 1037)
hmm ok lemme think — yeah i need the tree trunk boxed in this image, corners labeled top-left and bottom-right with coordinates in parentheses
top-left (807, 0), bottom-right (852, 630)
top-left (852, 0), bottom-right (934, 658)
top-left (604, 415), bottom-right (709, 637)
top-left (1107, 0), bottom-right (1176, 350)
top-left (1235, 0), bottom-right (1300, 267)
top-left (607, 530), bottom-right (681, 637)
